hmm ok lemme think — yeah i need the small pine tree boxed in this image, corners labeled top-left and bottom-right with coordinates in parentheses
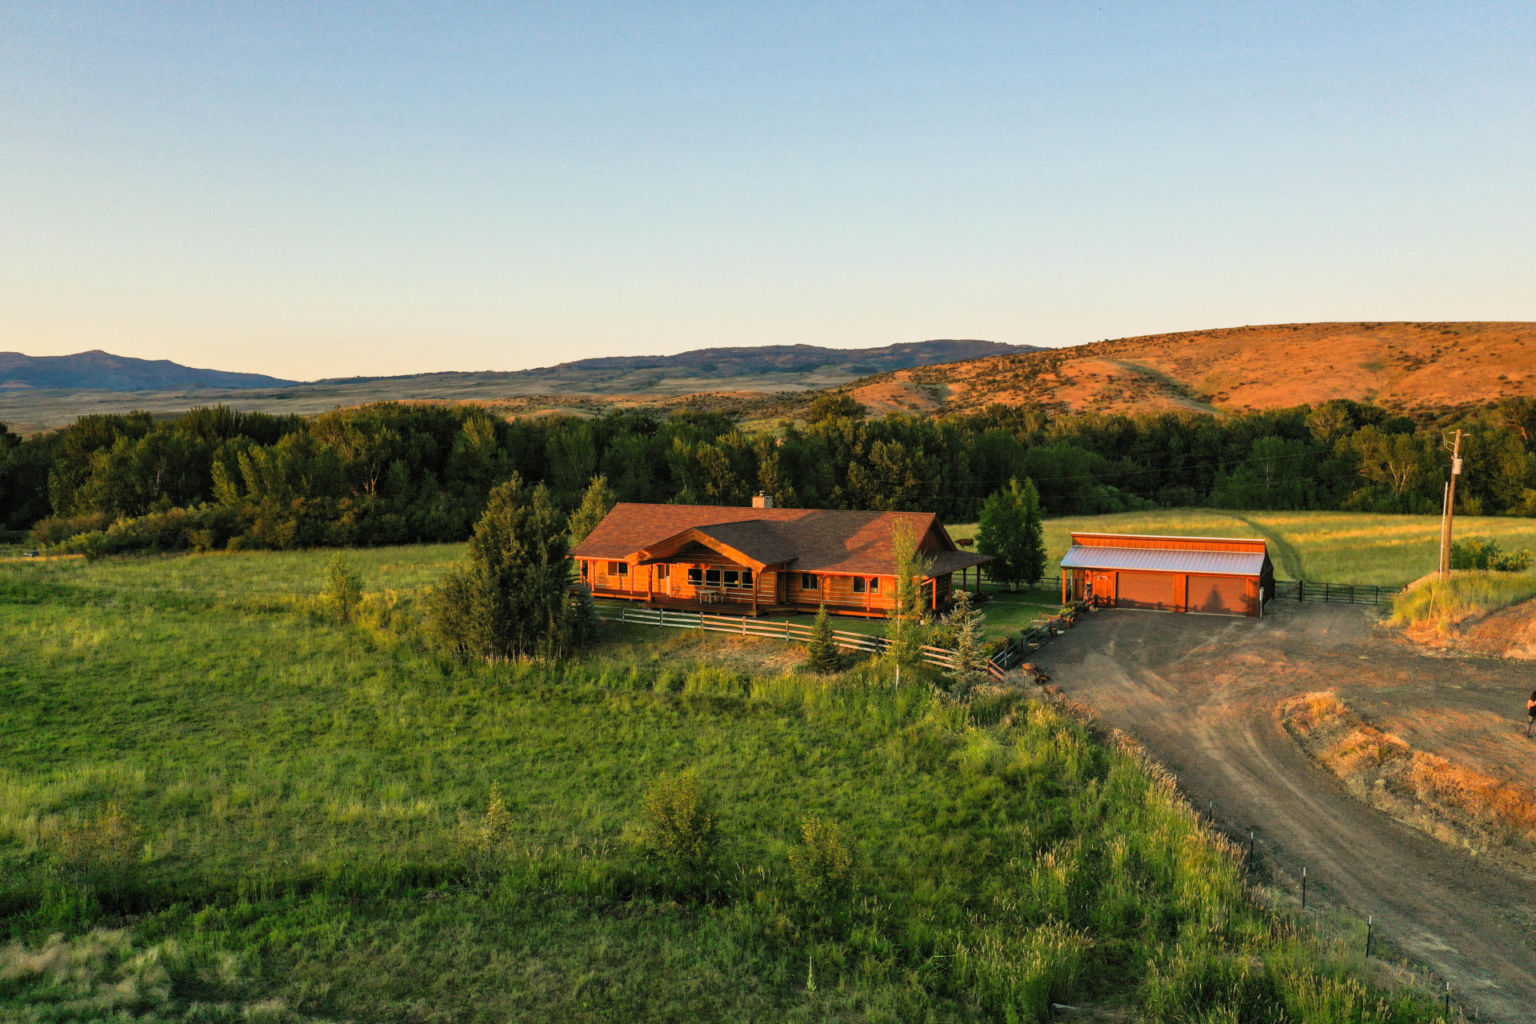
top-left (322, 552), bottom-right (363, 623)
top-left (947, 590), bottom-right (988, 693)
top-left (806, 603), bottom-right (841, 673)
top-left (568, 475), bottom-right (618, 547)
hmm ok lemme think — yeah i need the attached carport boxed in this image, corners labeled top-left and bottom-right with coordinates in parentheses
top-left (1060, 533), bottom-right (1274, 617)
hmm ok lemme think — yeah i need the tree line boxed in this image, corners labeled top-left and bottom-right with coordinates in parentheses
top-left (4, 393), bottom-right (1536, 554)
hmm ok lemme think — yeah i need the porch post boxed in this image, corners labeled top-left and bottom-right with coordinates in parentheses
top-left (931, 576), bottom-right (938, 611)
top-left (752, 569), bottom-right (759, 616)
top-left (646, 565), bottom-right (653, 605)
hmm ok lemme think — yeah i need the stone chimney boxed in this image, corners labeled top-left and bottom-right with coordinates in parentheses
top-left (752, 491), bottom-right (774, 509)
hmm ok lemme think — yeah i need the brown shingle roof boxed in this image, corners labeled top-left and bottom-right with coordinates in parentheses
top-left (570, 503), bottom-right (989, 577)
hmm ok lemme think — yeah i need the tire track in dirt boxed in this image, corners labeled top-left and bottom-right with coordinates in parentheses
top-left (1040, 604), bottom-right (1536, 1023)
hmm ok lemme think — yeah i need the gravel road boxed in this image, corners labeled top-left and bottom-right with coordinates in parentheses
top-left (1036, 601), bottom-right (1536, 1024)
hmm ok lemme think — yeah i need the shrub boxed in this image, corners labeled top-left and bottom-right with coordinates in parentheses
top-left (634, 770), bottom-right (717, 873)
top-left (30, 512), bottom-right (110, 546)
top-left (321, 552), bottom-right (364, 623)
top-left (1452, 536), bottom-right (1533, 572)
top-left (789, 816), bottom-right (856, 910)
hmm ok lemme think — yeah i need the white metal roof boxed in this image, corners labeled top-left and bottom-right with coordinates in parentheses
top-left (1060, 545), bottom-right (1266, 577)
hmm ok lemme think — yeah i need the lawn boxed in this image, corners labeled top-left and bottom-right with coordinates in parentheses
top-left (951, 509), bottom-right (1536, 586)
top-left (0, 547), bottom-right (1441, 1022)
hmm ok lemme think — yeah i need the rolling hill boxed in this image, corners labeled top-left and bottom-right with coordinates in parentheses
top-left (0, 350), bottom-right (296, 391)
top-left (850, 322), bottom-right (1536, 418)
top-left (0, 339), bottom-right (1031, 433)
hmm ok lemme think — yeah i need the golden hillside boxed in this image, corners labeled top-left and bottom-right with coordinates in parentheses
top-left (851, 322), bottom-right (1536, 417)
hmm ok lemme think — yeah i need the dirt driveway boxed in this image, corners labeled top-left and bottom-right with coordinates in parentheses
top-left (1037, 602), bottom-right (1536, 1024)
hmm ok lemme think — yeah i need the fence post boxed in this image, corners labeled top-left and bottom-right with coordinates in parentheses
top-left (1299, 580), bottom-right (1305, 602)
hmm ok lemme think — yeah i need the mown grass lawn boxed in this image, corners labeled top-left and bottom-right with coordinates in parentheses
top-left (0, 547), bottom-right (1442, 1022)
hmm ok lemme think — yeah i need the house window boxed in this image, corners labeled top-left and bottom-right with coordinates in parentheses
top-left (852, 577), bottom-right (866, 594)
top-left (801, 573), bottom-right (818, 590)
top-left (742, 569), bottom-right (753, 587)
top-left (607, 561), bottom-right (628, 577)
top-left (655, 564), bottom-right (670, 580)
top-left (705, 568), bottom-right (721, 585)
top-left (723, 570), bottom-right (739, 587)
top-left (688, 567), bottom-right (702, 584)
top-left (868, 577), bottom-right (880, 593)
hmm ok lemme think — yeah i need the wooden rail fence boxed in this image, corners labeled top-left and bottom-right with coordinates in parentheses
top-left (597, 600), bottom-right (1089, 683)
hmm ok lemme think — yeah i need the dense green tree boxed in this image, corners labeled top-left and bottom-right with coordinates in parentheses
top-left (977, 478), bottom-right (1046, 588)
top-left (427, 475), bottom-right (587, 661)
top-left (568, 475), bottom-right (618, 545)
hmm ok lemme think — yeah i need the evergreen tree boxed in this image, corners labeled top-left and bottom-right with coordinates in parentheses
top-left (977, 478), bottom-right (1046, 589)
top-left (568, 475), bottom-right (618, 546)
top-left (946, 590), bottom-right (988, 692)
top-left (883, 520), bottom-right (929, 675)
top-left (428, 474), bottom-right (587, 661)
top-left (806, 603), bottom-right (841, 673)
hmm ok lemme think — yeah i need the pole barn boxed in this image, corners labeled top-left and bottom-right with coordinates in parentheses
top-left (1059, 533), bottom-right (1275, 617)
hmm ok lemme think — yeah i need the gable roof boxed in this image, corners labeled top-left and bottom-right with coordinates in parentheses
top-left (571, 503), bottom-right (991, 577)
top-left (1061, 545), bottom-right (1267, 577)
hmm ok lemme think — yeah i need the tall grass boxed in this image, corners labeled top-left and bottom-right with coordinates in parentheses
top-left (1390, 570), bottom-right (1536, 629)
top-left (0, 548), bottom-right (1448, 1021)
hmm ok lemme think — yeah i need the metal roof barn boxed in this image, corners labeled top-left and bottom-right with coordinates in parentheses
top-left (1059, 533), bottom-right (1275, 617)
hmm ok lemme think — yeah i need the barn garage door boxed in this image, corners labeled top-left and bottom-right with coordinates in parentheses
top-left (1116, 571), bottom-right (1179, 611)
top-left (1187, 575), bottom-right (1250, 616)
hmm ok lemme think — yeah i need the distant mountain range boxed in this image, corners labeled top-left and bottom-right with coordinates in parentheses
top-left (1, 340), bottom-right (1030, 394)
top-left (0, 339), bottom-right (1036, 433)
top-left (0, 350), bottom-right (297, 392)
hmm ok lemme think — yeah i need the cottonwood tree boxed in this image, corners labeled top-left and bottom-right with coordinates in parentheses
top-left (883, 520), bottom-right (930, 675)
top-left (977, 478), bottom-right (1045, 589)
top-left (568, 475), bottom-right (618, 546)
top-left (428, 474), bottom-right (591, 661)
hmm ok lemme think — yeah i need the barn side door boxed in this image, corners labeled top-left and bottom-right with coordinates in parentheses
top-left (1090, 571), bottom-right (1116, 607)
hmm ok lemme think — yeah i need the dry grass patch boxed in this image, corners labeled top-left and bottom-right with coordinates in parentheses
top-left (1281, 692), bottom-right (1536, 871)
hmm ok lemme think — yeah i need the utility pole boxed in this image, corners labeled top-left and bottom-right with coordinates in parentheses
top-left (1440, 430), bottom-right (1463, 578)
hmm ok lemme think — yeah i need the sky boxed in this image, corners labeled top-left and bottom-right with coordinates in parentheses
top-left (2, 2), bottom-right (1533, 380)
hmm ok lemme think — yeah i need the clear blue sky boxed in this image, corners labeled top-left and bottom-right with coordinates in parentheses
top-left (2, 2), bottom-right (1532, 379)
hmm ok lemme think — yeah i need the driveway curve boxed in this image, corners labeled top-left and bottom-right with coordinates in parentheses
top-left (1036, 602), bottom-right (1536, 1023)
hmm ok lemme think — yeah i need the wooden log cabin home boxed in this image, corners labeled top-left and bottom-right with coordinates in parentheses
top-left (570, 494), bottom-right (991, 617)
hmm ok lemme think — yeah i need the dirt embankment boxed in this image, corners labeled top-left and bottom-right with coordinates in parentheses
top-left (1281, 691), bottom-right (1536, 874)
top-left (1402, 592), bottom-right (1536, 659)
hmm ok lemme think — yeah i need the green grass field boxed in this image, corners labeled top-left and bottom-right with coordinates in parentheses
top-left (0, 547), bottom-right (1444, 1021)
top-left (952, 509), bottom-right (1536, 586)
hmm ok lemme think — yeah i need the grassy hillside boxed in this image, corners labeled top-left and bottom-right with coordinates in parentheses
top-left (0, 547), bottom-right (1439, 1021)
top-left (888, 321), bottom-right (1536, 417)
top-left (952, 509), bottom-right (1536, 586)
